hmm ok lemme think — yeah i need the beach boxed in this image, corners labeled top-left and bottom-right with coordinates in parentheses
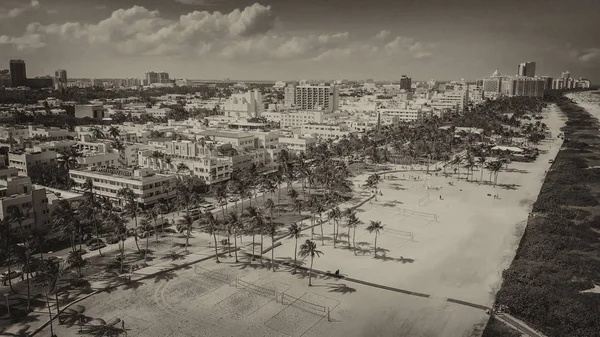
top-left (34, 104), bottom-right (567, 337)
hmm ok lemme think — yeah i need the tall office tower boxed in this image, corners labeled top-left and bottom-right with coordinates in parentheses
top-left (145, 71), bottom-right (159, 85)
top-left (292, 84), bottom-right (339, 112)
top-left (517, 62), bottom-right (536, 77)
top-left (157, 72), bottom-right (170, 83)
top-left (54, 69), bottom-right (68, 90)
top-left (284, 84), bottom-right (296, 108)
top-left (400, 75), bottom-right (412, 90)
top-left (9, 59), bottom-right (27, 87)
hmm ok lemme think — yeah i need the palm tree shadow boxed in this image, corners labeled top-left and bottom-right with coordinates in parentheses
top-left (327, 283), bottom-right (357, 294)
top-left (375, 255), bottom-right (416, 263)
top-left (498, 183), bottom-right (520, 190)
top-left (152, 269), bottom-right (178, 283)
top-left (162, 251), bottom-right (186, 261)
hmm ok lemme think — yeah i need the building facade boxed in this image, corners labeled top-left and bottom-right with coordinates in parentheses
top-left (284, 84), bottom-right (339, 112)
top-left (69, 167), bottom-right (177, 207)
top-left (517, 62), bottom-right (536, 77)
top-left (9, 59), bottom-right (27, 87)
top-left (75, 105), bottom-right (105, 119)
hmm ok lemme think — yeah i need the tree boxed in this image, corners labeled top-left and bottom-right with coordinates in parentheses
top-left (177, 215), bottom-right (195, 253)
top-left (204, 212), bottom-right (221, 263)
top-left (80, 179), bottom-right (103, 257)
top-left (314, 202), bottom-right (326, 246)
top-left (227, 212), bottom-right (242, 263)
top-left (366, 220), bottom-right (384, 258)
top-left (287, 223), bottom-right (302, 274)
top-left (107, 125), bottom-right (120, 139)
top-left (90, 126), bottom-right (105, 139)
top-left (246, 206), bottom-right (263, 262)
top-left (51, 199), bottom-right (82, 252)
top-left (486, 160), bottom-right (503, 187)
top-left (328, 207), bottom-right (342, 248)
top-left (299, 239), bottom-right (323, 286)
top-left (138, 218), bottom-right (152, 263)
top-left (9, 206), bottom-right (34, 311)
top-left (267, 217), bottom-right (278, 271)
top-left (104, 211), bottom-right (127, 273)
top-left (117, 187), bottom-right (142, 253)
top-left (174, 176), bottom-right (206, 250)
top-left (477, 155), bottom-right (487, 182)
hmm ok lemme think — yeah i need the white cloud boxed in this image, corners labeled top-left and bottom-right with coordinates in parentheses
top-left (0, 3), bottom-right (434, 63)
top-left (0, 0), bottom-right (40, 20)
top-left (384, 36), bottom-right (435, 59)
top-left (576, 48), bottom-right (600, 63)
top-left (373, 30), bottom-right (391, 41)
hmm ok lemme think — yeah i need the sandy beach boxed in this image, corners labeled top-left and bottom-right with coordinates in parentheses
top-left (35, 104), bottom-right (567, 337)
top-left (566, 90), bottom-right (600, 120)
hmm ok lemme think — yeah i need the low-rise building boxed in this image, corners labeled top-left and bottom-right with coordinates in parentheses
top-left (69, 167), bottom-right (177, 208)
top-left (75, 105), bottom-right (105, 119)
top-left (300, 123), bottom-right (357, 139)
top-left (279, 135), bottom-right (317, 154)
top-left (8, 149), bottom-right (58, 176)
top-left (0, 165), bottom-right (50, 232)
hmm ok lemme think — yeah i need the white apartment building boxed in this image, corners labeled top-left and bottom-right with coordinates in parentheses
top-left (300, 123), bottom-right (357, 139)
top-left (284, 84), bottom-right (339, 112)
top-left (263, 110), bottom-right (348, 129)
top-left (145, 107), bottom-right (173, 118)
top-left (0, 165), bottom-right (51, 232)
top-left (222, 89), bottom-right (263, 118)
top-left (29, 125), bottom-right (70, 140)
top-left (69, 167), bottom-right (177, 207)
top-left (377, 108), bottom-right (424, 122)
top-left (279, 135), bottom-right (317, 154)
top-left (138, 149), bottom-right (232, 185)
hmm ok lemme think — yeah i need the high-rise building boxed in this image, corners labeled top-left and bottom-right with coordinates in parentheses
top-left (54, 69), bottom-right (68, 90)
top-left (517, 62), bottom-right (536, 77)
top-left (145, 71), bottom-right (169, 85)
top-left (9, 59), bottom-right (27, 87)
top-left (501, 77), bottom-right (545, 98)
top-left (482, 69), bottom-right (504, 98)
top-left (400, 75), bottom-right (412, 90)
top-left (284, 84), bottom-right (339, 112)
top-left (561, 71), bottom-right (571, 79)
top-left (284, 84), bottom-right (296, 108)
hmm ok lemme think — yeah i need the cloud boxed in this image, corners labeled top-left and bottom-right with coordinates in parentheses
top-left (384, 36), bottom-right (435, 59)
top-left (572, 47), bottom-right (600, 63)
top-left (373, 30), bottom-right (391, 41)
top-left (47, 9), bottom-right (58, 14)
top-left (0, 0), bottom-right (40, 20)
top-left (0, 3), bottom-right (434, 63)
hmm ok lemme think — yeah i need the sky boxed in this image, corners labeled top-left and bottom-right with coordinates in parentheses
top-left (0, 0), bottom-right (599, 82)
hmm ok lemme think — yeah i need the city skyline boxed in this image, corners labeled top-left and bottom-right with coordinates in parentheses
top-left (0, 0), bottom-right (599, 82)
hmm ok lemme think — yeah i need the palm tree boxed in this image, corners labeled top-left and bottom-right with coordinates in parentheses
top-left (51, 199), bottom-right (81, 252)
top-left (246, 206), bottom-right (263, 262)
top-left (117, 187), bottom-right (142, 252)
top-left (345, 209), bottom-right (357, 249)
top-left (177, 215), bottom-right (195, 253)
top-left (292, 199), bottom-right (304, 231)
top-left (314, 202), bottom-right (326, 246)
top-left (486, 160), bottom-right (503, 187)
top-left (176, 162), bottom-right (190, 175)
top-left (227, 212), bottom-right (242, 263)
top-left (477, 155), bottom-right (487, 182)
top-left (204, 212), bottom-right (221, 263)
top-left (90, 126), bottom-right (105, 139)
top-left (145, 207), bottom-right (160, 243)
top-left (366, 220), bottom-right (384, 258)
top-left (104, 211), bottom-right (127, 273)
top-left (81, 317), bottom-right (124, 336)
top-left (107, 125), bottom-right (120, 139)
top-left (138, 218), bottom-right (152, 263)
top-left (299, 239), bottom-right (323, 286)
top-left (348, 213), bottom-right (361, 255)
top-left (328, 207), bottom-right (342, 248)
top-left (81, 179), bottom-right (103, 257)
top-left (9, 206), bottom-right (33, 311)
top-left (287, 223), bottom-right (302, 274)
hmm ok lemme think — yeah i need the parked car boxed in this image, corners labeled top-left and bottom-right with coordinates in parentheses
top-left (228, 197), bottom-right (239, 202)
top-left (164, 227), bottom-right (177, 234)
top-left (216, 200), bottom-right (227, 206)
top-left (73, 248), bottom-right (87, 255)
top-left (1, 270), bottom-right (23, 283)
top-left (88, 242), bottom-right (106, 251)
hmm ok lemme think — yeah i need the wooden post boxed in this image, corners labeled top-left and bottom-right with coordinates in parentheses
top-left (327, 307), bottom-right (330, 322)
